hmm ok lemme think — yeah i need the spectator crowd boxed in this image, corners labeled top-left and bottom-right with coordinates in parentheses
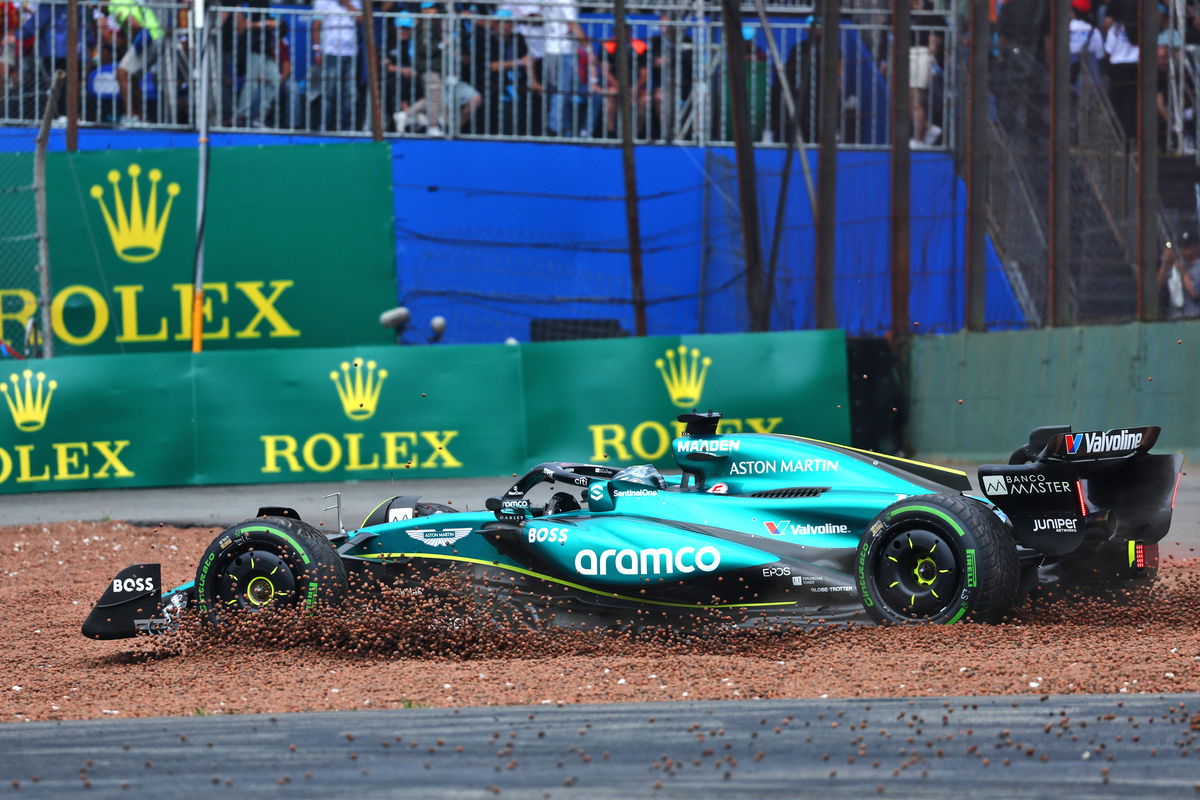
top-left (0, 0), bottom-right (1195, 155)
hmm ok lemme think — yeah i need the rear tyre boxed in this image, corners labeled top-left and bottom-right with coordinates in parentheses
top-left (194, 516), bottom-right (348, 626)
top-left (856, 494), bottom-right (1019, 624)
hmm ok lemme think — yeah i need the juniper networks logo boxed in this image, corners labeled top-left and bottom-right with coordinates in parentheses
top-left (90, 164), bottom-right (181, 263)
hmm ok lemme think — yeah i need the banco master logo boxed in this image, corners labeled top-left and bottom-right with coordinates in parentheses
top-left (90, 164), bottom-right (181, 264)
top-left (655, 345), bottom-right (711, 408)
top-left (982, 475), bottom-right (1007, 495)
top-left (330, 359), bottom-right (388, 421)
top-left (0, 369), bottom-right (56, 432)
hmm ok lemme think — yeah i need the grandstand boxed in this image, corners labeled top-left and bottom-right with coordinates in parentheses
top-left (0, 0), bottom-right (1192, 352)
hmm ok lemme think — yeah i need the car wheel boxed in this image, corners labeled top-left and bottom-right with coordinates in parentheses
top-left (194, 516), bottom-right (348, 626)
top-left (856, 494), bottom-right (1019, 624)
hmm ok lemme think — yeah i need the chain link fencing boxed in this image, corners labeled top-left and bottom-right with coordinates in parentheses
top-left (0, 127), bottom-right (38, 356)
top-left (971, 11), bottom-right (1172, 327)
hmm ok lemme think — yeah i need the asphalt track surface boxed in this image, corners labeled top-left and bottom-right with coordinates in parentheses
top-left (2, 695), bottom-right (1200, 798)
top-left (3, 467), bottom-right (1199, 798)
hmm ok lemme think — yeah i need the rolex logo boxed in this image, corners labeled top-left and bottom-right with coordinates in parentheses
top-left (1, 369), bottom-right (57, 432)
top-left (90, 164), bottom-right (181, 263)
top-left (330, 359), bottom-right (388, 421)
top-left (655, 345), bottom-right (711, 408)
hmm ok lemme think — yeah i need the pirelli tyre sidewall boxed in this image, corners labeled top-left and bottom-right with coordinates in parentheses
top-left (194, 516), bottom-right (348, 626)
top-left (856, 494), bottom-right (1019, 625)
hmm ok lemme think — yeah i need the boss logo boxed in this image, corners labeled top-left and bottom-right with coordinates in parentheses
top-left (112, 576), bottom-right (155, 594)
top-left (527, 526), bottom-right (569, 545)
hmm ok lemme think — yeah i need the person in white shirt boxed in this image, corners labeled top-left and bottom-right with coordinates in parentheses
top-left (1103, 0), bottom-right (1139, 139)
top-left (312, 0), bottom-right (360, 130)
top-left (1069, 0), bottom-right (1104, 65)
top-left (539, 0), bottom-right (586, 137)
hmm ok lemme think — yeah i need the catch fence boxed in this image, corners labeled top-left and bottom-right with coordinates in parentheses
top-left (0, 0), bottom-right (955, 151)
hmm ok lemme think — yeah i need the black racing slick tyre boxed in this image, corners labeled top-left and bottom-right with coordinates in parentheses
top-left (194, 516), bottom-right (349, 626)
top-left (856, 494), bottom-right (1019, 625)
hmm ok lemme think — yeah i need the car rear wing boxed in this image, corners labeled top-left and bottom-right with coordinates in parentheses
top-left (979, 425), bottom-right (1182, 556)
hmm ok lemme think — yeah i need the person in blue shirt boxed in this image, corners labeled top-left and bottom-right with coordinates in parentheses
top-left (21, 1), bottom-right (95, 119)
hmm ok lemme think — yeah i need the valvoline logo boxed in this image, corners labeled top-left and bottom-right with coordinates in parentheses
top-left (1065, 434), bottom-right (1083, 455)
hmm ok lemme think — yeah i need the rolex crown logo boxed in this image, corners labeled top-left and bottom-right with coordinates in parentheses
top-left (90, 164), bottom-right (181, 263)
top-left (655, 345), bottom-right (711, 408)
top-left (1, 369), bottom-right (57, 432)
top-left (330, 359), bottom-right (388, 421)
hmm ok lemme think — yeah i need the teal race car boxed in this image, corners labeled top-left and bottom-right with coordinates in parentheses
top-left (83, 412), bottom-right (1182, 638)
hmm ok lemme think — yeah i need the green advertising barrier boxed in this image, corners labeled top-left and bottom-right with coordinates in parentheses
top-left (909, 322), bottom-right (1200, 460)
top-left (190, 344), bottom-right (526, 485)
top-left (0, 330), bottom-right (849, 494)
top-left (0, 354), bottom-right (196, 490)
top-left (521, 330), bottom-right (850, 466)
top-left (1, 143), bottom-right (395, 354)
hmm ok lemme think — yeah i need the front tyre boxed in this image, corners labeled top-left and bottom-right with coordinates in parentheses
top-left (856, 494), bottom-right (1019, 624)
top-left (194, 516), bottom-right (348, 626)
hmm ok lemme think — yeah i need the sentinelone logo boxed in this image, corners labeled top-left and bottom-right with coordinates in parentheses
top-left (0, 369), bottom-right (134, 484)
top-left (590, 345), bottom-right (783, 461)
top-left (90, 164), bottom-right (181, 264)
top-left (260, 357), bottom-right (462, 475)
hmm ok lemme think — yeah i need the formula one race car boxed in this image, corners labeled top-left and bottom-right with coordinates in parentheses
top-left (83, 412), bottom-right (1182, 639)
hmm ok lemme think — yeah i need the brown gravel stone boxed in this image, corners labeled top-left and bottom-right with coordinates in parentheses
top-left (3, 520), bottom-right (1200, 722)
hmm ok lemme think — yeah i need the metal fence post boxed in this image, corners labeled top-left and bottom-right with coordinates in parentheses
top-left (613, 0), bottom-right (646, 336)
top-left (1049, 0), bottom-right (1071, 326)
top-left (814, 0), bottom-right (839, 330)
top-left (965, 0), bottom-right (988, 331)
top-left (34, 72), bottom-right (65, 359)
top-left (720, 0), bottom-right (767, 331)
top-left (1138, 0), bottom-right (1161, 321)
top-left (890, 0), bottom-right (910, 341)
